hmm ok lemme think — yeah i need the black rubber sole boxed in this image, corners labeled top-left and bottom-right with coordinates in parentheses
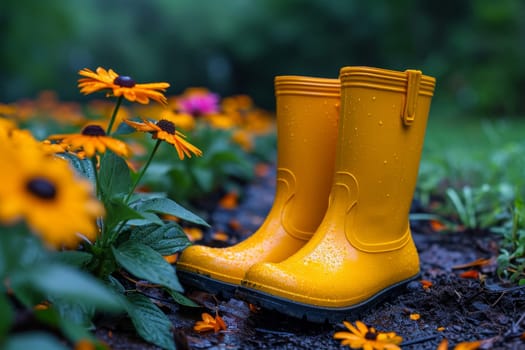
top-left (235, 273), bottom-right (420, 324)
top-left (177, 269), bottom-right (238, 299)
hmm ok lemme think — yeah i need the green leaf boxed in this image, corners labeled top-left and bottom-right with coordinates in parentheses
top-left (105, 196), bottom-right (145, 232)
top-left (4, 332), bottom-right (70, 350)
top-left (52, 251), bottom-right (93, 268)
top-left (99, 150), bottom-right (132, 198)
top-left (112, 241), bottom-right (183, 292)
top-left (32, 305), bottom-right (96, 344)
top-left (49, 300), bottom-right (94, 329)
top-left (133, 197), bottom-right (209, 227)
top-left (0, 293), bottom-right (13, 340)
top-left (0, 226), bottom-right (46, 277)
top-left (127, 211), bottom-right (164, 226)
top-left (126, 293), bottom-right (176, 350)
top-left (129, 222), bottom-right (192, 255)
top-left (153, 237), bottom-right (192, 256)
top-left (192, 167), bottom-right (214, 193)
top-left (57, 152), bottom-right (97, 186)
top-left (166, 289), bottom-right (199, 307)
top-left (128, 223), bottom-right (160, 243)
top-left (10, 264), bottom-right (123, 312)
top-left (108, 275), bottom-right (126, 294)
top-left (446, 188), bottom-right (469, 226)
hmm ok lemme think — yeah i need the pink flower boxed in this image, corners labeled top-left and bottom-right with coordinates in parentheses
top-left (177, 88), bottom-right (220, 116)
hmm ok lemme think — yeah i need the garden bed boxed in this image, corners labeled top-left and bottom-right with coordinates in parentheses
top-left (2, 84), bottom-right (525, 350)
top-left (94, 164), bottom-right (525, 350)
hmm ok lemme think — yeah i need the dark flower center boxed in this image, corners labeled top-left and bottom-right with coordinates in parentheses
top-left (365, 331), bottom-right (377, 340)
top-left (114, 75), bottom-right (136, 88)
top-left (81, 125), bottom-right (106, 136)
top-left (156, 119), bottom-right (176, 134)
top-left (26, 177), bottom-right (57, 200)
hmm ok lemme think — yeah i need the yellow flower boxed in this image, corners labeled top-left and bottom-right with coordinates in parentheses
top-left (204, 113), bottom-right (237, 129)
top-left (0, 143), bottom-right (104, 248)
top-left (0, 126), bottom-right (68, 156)
top-left (231, 129), bottom-right (253, 152)
top-left (193, 312), bottom-right (227, 333)
top-left (159, 109), bottom-right (196, 131)
top-left (78, 67), bottom-right (170, 105)
top-left (124, 117), bottom-right (202, 160)
top-left (48, 124), bottom-right (130, 158)
top-left (0, 116), bottom-right (17, 132)
top-left (222, 95), bottom-right (253, 115)
top-left (0, 103), bottom-right (17, 117)
top-left (333, 320), bottom-right (402, 350)
top-left (41, 140), bottom-right (69, 154)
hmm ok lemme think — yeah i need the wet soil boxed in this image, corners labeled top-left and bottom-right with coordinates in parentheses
top-left (96, 165), bottom-right (525, 350)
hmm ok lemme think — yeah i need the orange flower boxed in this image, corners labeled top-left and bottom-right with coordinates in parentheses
top-left (459, 270), bottom-right (480, 279)
top-left (124, 118), bottom-right (202, 160)
top-left (183, 227), bottom-right (203, 242)
top-left (248, 303), bottom-right (261, 313)
top-left (228, 219), bottom-right (242, 231)
top-left (430, 219), bottom-right (448, 232)
top-left (437, 338), bottom-right (449, 350)
top-left (409, 313), bottom-right (420, 321)
top-left (74, 339), bottom-right (97, 350)
top-left (164, 253), bottom-right (178, 264)
top-left (48, 124), bottom-right (130, 158)
top-left (334, 320), bottom-right (402, 349)
top-left (78, 67), bottom-right (170, 105)
top-left (420, 280), bottom-right (433, 290)
top-left (212, 231), bottom-right (229, 242)
top-left (255, 163), bottom-right (270, 177)
top-left (454, 340), bottom-right (484, 350)
top-left (193, 312), bottom-right (227, 333)
top-left (219, 192), bottom-right (238, 209)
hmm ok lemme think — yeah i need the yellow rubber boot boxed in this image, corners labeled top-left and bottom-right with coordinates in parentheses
top-left (237, 67), bottom-right (436, 322)
top-left (177, 76), bottom-right (340, 297)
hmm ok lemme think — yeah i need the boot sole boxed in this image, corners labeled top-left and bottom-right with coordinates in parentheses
top-left (235, 273), bottom-right (420, 324)
top-left (177, 270), bottom-right (238, 299)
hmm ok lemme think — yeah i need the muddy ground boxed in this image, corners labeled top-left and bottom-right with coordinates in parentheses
top-left (96, 165), bottom-right (525, 350)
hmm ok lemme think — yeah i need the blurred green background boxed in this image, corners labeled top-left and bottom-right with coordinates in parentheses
top-left (1, 0), bottom-right (525, 116)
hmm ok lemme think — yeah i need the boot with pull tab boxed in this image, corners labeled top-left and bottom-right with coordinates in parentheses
top-left (237, 66), bottom-right (436, 323)
top-left (177, 76), bottom-right (340, 297)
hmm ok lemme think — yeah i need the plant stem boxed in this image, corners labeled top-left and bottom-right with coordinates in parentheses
top-left (125, 139), bottom-right (162, 203)
top-left (91, 155), bottom-right (100, 197)
top-left (106, 95), bottom-right (123, 136)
